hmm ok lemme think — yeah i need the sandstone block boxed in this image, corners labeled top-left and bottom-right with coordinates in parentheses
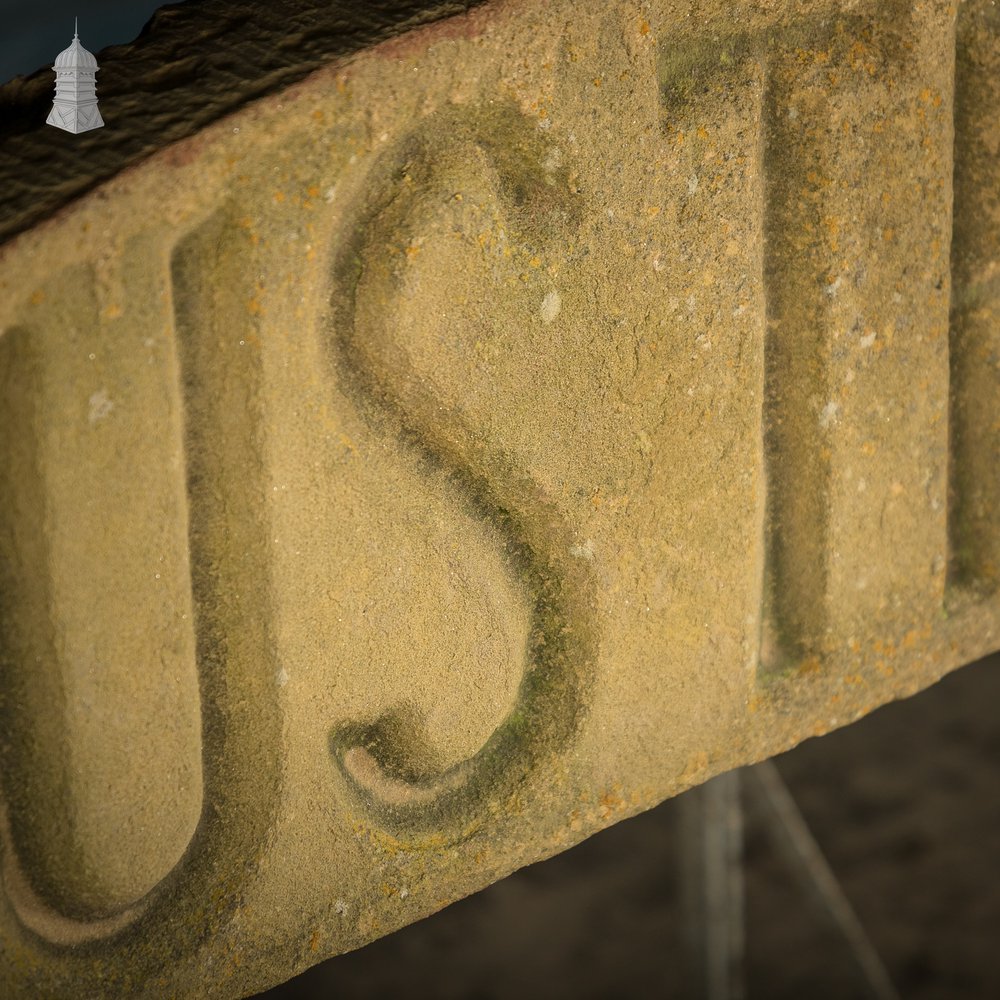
top-left (0, 0), bottom-right (997, 996)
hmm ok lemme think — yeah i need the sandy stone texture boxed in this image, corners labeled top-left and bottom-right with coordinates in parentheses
top-left (0, 0), bottom-right (997, 996)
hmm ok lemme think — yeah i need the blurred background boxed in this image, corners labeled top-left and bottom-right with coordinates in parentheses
top-left (0, 0), bottom-right (188, 86)
top-left (257, 651), bottom-right (1000, 999)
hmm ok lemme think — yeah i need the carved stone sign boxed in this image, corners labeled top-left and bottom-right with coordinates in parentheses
top-left (0, 0), bottom-right (997, 995)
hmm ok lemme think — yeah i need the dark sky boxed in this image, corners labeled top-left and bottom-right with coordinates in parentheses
top-left (0, 0), bottom-right (190, 86)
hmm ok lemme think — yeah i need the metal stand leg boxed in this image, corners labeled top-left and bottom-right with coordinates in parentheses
top-left (679, 763), bottom-right (899, 1000)
top-left (680, 770), bottom-right (745, 1000)
top-left (744, 761), bottom-right (900, 1000)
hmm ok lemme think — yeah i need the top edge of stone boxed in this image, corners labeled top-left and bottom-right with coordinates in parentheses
top-left (0, 0), bottom-right (488, 248)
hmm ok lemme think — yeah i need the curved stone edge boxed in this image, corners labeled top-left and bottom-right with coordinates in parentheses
top-left (0, 0), bottom-right (486, 247)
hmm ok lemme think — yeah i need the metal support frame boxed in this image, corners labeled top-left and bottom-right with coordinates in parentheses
top-left (680, 762), bottom-right (900, 1000)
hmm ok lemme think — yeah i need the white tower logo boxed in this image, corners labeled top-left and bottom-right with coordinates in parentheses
top-left (47, 18), bottom-right (105, 134)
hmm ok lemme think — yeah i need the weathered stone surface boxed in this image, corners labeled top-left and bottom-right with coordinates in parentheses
top-left (0, 0), bottom-right (997, 996)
